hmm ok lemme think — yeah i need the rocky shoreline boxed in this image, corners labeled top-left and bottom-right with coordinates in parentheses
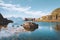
top-left (0, 13), bottom-right (13, 29)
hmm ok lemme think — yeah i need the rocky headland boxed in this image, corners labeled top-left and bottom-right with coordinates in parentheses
top-left (0, 13), bottom-right (13, 29)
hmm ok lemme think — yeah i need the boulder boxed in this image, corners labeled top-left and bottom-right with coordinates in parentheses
top-left (21, 22), bottom-right (38, 31)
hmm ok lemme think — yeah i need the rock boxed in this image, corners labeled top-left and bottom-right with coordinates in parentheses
top-left (0, 13), bottom-right (13, 29)
top-left (21, 22), bottom-right (38, 31)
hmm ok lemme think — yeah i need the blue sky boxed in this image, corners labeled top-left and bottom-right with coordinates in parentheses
top-left (0, 0), bottom-right (60, 18)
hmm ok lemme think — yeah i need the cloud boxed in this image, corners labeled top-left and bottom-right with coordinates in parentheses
top-left (0, 0), bottom-right (49, 18)
top-left (0, 2), bottom-right (31, 12)
top-left (24, 10), bottom-right (48, 16)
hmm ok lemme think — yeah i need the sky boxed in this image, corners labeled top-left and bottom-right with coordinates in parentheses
top-left (0, 0), bottom-right (60, 18)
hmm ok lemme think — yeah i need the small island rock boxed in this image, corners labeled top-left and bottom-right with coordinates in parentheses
top-left (21, 22), bottom-right (38, 31)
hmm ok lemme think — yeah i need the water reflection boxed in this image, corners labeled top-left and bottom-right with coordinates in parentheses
top-left (0, 22), bottom-right (60, 40)
top-left (54, 24), bottom-right (60, 31)
top-left (50, 27), bottom-right (53, 31)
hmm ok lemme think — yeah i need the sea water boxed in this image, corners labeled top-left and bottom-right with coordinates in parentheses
top-left (0, 22), bottom-right (60, 40)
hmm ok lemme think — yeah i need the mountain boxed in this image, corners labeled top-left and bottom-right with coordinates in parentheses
top-left (8, 17), bottom-right (24, 25)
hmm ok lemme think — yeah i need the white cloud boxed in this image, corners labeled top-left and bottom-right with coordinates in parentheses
top-left (0, 2), bottom-right (31, 12)
top-left (0, 0), bottom-right (49, 18)
top-left (24, 10), bottom-right (48, 16)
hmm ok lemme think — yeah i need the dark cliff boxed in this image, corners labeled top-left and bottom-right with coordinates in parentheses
top-left (0, 13), bottom-right (13, 29)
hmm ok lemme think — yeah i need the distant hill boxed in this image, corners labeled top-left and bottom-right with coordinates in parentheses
top-left (52, 8), bottom-right (60, 14)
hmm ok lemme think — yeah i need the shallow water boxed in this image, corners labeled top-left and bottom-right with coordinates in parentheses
top-left (0, 22), bottom-right (60, 40)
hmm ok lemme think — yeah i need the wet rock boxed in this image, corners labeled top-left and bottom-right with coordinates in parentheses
top-left (21, 22), bottom-right (38, 31)
top-left (0, 13), bottom-right (13, 29)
